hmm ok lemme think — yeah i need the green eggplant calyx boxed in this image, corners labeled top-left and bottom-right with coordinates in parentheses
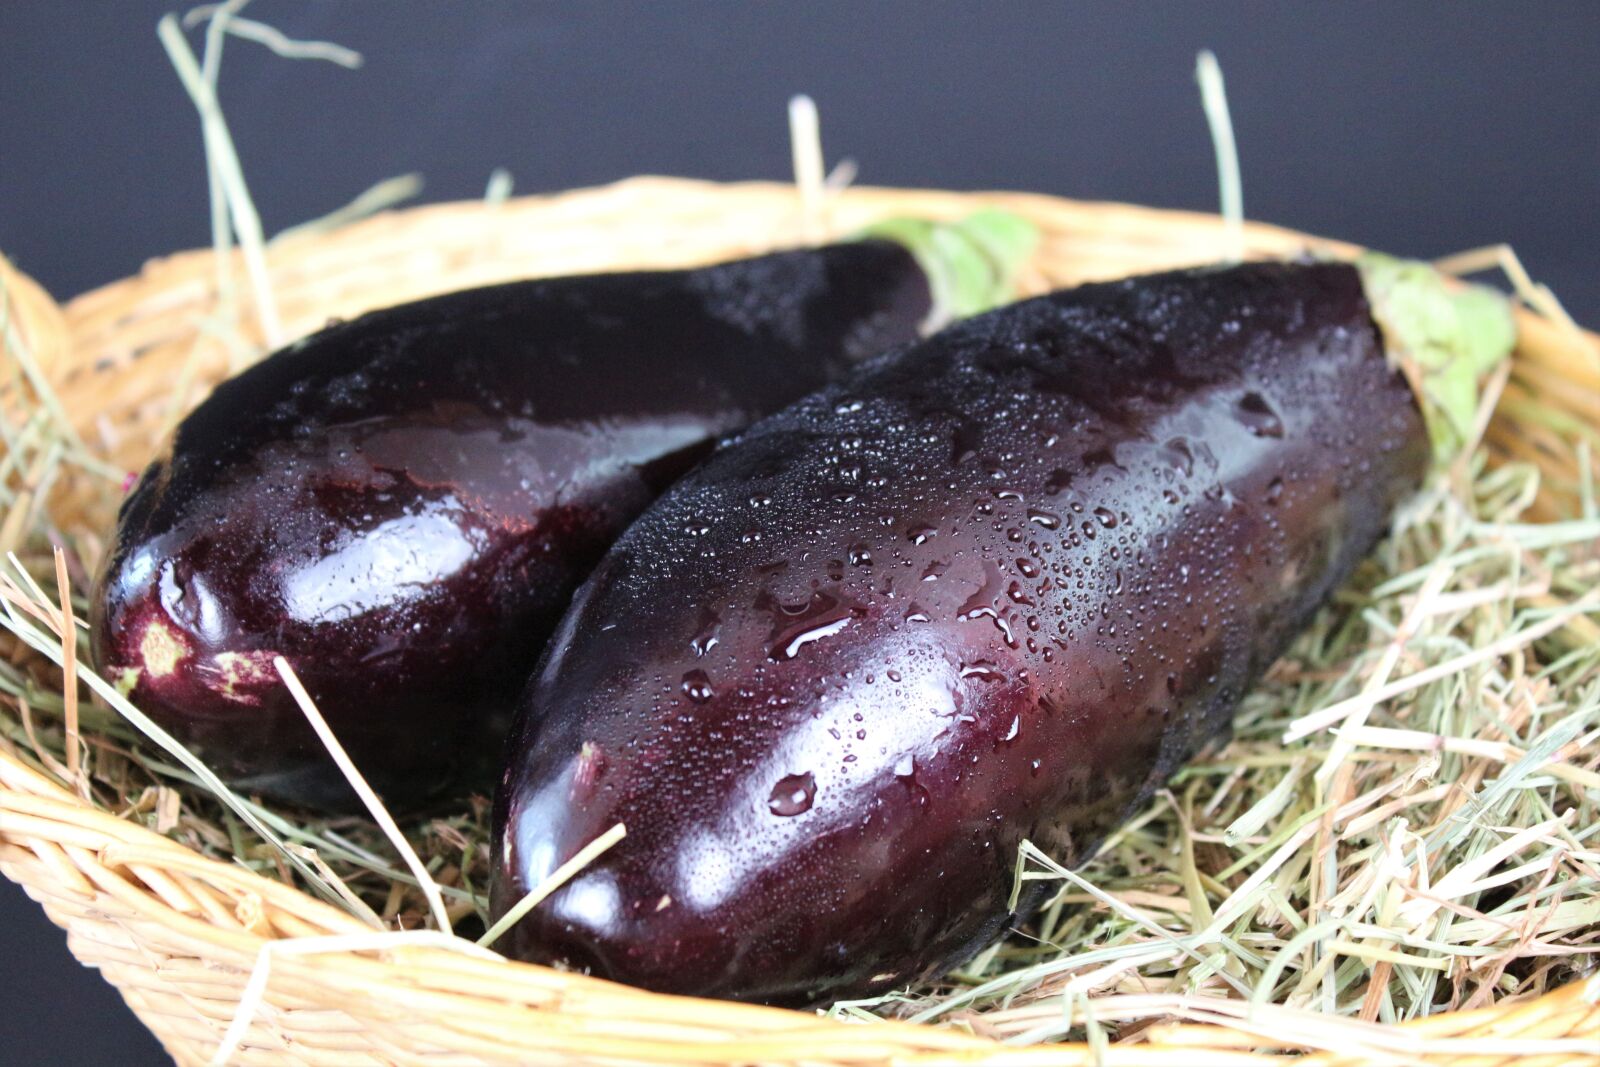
top-left (1357, 252), bottom-right (1517, 464)
top-left (859, 210), bottom-right (1039, 329)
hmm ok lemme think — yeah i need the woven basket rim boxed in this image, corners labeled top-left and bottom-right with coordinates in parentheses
top-left (2, 176), bottom-right (1596, 1066)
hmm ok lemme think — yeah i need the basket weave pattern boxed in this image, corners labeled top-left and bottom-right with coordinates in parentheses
top-left (1, 179), bottom-right (1595, 1065)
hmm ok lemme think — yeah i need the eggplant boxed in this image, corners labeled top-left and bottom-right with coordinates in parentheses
top-left (491, 260), bottom-right (1443, 1005)
top-left (91, 216), bottom-right (1033, 813)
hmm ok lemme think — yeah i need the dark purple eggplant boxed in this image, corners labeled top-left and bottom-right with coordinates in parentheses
top-left (91, 218), bottom-right (1034, 813)
top-left (490, 260), bottom-right (1443, 1005)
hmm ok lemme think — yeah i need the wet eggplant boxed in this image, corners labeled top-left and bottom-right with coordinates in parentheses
top-left (491, 260), bottom-right (1440, 1005)
top-left (92, 218), bottom-right (1032, 813)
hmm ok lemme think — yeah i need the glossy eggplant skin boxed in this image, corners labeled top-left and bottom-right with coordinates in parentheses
top-left (90, 241), bottom-right (931, 813)
top-left (492, 262), bottom-right (1428, 1005)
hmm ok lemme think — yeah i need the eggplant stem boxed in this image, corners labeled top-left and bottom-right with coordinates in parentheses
top-left (859, 211), bottom-right (1040, 328)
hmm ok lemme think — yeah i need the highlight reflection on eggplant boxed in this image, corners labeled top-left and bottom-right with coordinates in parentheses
top-left (491, 259), bottom-right (1511, 1004)
top-left (92, 216), bottom-right (1034, 813)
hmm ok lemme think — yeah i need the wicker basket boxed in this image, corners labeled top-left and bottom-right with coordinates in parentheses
top-left (1, 178), bottom-right (1595, 1065)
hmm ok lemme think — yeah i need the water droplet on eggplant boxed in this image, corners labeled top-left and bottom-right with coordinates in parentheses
top-left (767, 772), bottom-right (817, 816)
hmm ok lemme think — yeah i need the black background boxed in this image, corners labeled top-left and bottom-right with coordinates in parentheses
top-left (1, 3), bottom-right (1596, 1062)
